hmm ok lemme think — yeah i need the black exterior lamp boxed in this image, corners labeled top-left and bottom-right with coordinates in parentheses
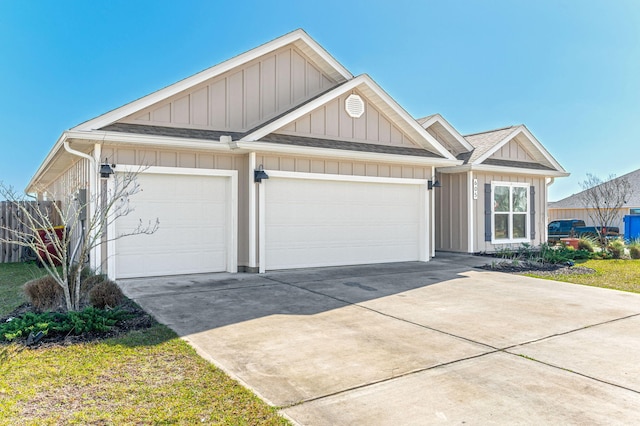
top-left (428, 180), bottom-right (441, 190)
top-left (100, 159), bottom-right (115, 179)
top-left (254, 165), bottom-right (269, 183)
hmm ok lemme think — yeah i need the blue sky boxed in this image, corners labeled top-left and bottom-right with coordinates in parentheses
top-left (1, 0), bottom-right (638, 201)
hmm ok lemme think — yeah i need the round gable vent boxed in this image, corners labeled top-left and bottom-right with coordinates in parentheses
top-left (345, 94), bottom-right (365, 118)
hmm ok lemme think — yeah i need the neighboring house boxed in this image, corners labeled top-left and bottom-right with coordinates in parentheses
top-left (548, 168), bottom-right (640, 235)
top-left (27, 29), bottom-right (567, 279)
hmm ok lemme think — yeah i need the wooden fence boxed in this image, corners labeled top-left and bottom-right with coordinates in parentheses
top-left (0, 201), bottom-right (60, 263)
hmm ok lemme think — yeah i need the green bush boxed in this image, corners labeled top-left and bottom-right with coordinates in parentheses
top-left (629, 244), bottom-right (640, 259)
top-left (577, 237), bottom-right (597, 252)
top-left (0, 308), bottom-right (133, 342)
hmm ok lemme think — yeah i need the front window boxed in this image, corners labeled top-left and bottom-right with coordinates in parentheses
top-left (492, 183), bottom-right (529, 243)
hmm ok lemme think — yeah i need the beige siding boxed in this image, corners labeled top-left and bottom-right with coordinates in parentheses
top-left (120, 46), bottom-right (338, 132)
top-left (472, 172), bottom-right (547, 253)
top-left (276, 90), bottom-right (420, 148)
top-left (548, 207), bottom-right (628, 234)
top-left (489, 139), bottom-right (535, 162)
top-left (435, 173), bottom-right (469, 252)
top-left (254, 153), bottom-right (430, 178)
top-left (43, 158), bottom-right (90, 201)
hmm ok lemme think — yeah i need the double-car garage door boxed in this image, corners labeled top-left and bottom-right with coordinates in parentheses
top-left (112, 168), bottom-right (428, 278)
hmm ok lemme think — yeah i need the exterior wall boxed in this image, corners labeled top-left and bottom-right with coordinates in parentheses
top-left (548, 207), bottom-right (630, 235)
top-left (489, 139), bottom-right (534, 162)
top-left (43, 158), bottom-right (90, 202)
top-left (471, 172), bottom-right (548, 253)
top-left (254, 153), bottom-right (431, 179)
top-left (426, 122), bottom-right (464, 156)
top-left (435, 172), bottom-right (469, 252)
top-left (120, 45), bottom-right (337, 132)
top-left (276, 89), bottom-right (419, 148)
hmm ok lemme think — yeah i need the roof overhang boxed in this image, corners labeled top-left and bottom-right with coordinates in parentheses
top-left (241, 74), bottom-right (457, 161)
top-left (418, 113), bottom-right (474, 153)
top-left (437, 163), bottom-right (570, 177)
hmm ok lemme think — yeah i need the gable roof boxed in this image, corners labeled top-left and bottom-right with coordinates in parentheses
top-left (550, 168), bottom-right (640, 207)
top-left (417, 114), bottom-right (474, 155)
top-left (72, 29), bottom-right (353, 132)
top-left (461, 125), bottom-right (568, 175)
top-left (243, 74), bottom-right (457, 160)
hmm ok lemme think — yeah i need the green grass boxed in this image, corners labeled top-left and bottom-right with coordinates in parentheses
top-left (0, 262), bottom-right (46, 317)
top-left (525, 259), bottom-right (640, 294)
top-left (0, 263), bottom-right (289, 425)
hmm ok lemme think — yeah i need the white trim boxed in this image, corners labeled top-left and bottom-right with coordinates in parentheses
top-left (73, 29), bottom-right (352, 132)
top-left (259, 170), bottom-right (429, 272)
top-left (67, 130), bottom-right (238, 152)
top-left (258, 180), bottom-right (266, 274)
top-left (265, 169), bottom-right (429, 185)
top-left (437, 163), bottom-right (570, 177)
top-left (106, 176), bottom-right (117, 280)
top-left (491, 181), bottom-right (530, 245)
top-left (473, 126), bottom-right (567, 174)
top-left (248, 152), bottom-right (257, 268)
top-left (430, 166), bottom-right (435, 258)
top-left (241, 75), bottom-right (458, 161)
top-left (109, 165), bottom-right (238, 278)
top-left (92, 144), bottom-right (102, 272)
top-left (236, 141), bottom-right (461, 167)
top-left (419, 113), bottom-right (474, 152)
top-left (467, 170), bottom-right (474, 253)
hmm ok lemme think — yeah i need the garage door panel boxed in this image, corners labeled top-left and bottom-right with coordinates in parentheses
top-left (115, 173), bottom-right (230, 278)
top-left (265, 177), bottom-right (424, 270)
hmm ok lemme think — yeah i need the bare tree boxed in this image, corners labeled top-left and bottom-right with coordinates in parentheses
top-left (0, 171), bottom-right (158, 311)
top-left (579, 173), bottom-right (633, 245)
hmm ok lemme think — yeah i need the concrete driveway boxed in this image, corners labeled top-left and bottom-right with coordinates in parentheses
top-left (119, 253), bottom-right (640, 425)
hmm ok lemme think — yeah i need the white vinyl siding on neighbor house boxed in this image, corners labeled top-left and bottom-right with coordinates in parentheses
top-left (260, 172), bottom-right (428, 271)
top-left (491, 182), bottom-right (529, 244)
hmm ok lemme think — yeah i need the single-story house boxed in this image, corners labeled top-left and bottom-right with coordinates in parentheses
top-left (548, 168), bottom-right (640, 235)
top-left (27, 29), bottom-right (568, 279)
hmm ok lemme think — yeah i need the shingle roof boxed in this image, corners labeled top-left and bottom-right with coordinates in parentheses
top-left (260, 133), bottom-right (442, 158)
top-left (463, 126), bottom-right (518, 164)
top-left (482, 158), bottom-right (556, 171)
top-left (98, 123), bottom-right (443, 158)
top-left (416, 114), bottom-right (438, 125)
top-left (550, 168), bottom-right (640, 207)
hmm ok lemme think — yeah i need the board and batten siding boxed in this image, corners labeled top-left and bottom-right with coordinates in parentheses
top-left (488, 139), bottom-right (535, 162)
top-left (435, 173), bottom-right (469, 252)
top-left (472, 172), bottom-right (547, 253)
top-left (119, 46), bottom-right (337, 133)
top-left (276, 90), bottom-right (420, 148)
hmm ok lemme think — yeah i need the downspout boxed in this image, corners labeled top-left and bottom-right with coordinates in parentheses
top-left (63, 140), bottom-right (99, 268)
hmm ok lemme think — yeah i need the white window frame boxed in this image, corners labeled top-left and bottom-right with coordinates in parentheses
top-left (491, 182), bottom-right (529, 244)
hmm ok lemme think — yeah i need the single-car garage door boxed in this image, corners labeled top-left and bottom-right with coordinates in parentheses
top-left (113, 168), bottom-right (237, 279)
top-left (263, 173), bottom-right (428, 270)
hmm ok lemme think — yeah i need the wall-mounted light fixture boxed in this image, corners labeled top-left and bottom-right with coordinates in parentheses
top-left (100, 159), bottom-right (115, 179)
top-left (428, 179), bottom-right (441, 190)
top-left (254, 164), bottom-right (269, 183)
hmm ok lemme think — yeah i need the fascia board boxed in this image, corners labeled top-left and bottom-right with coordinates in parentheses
top-left (519, 126), bottom-right (568, 173)
top-left (243, 75), bottom-right (457, 161)
top-left (26, 132), bottom-right (69, 193)
top-left (236, 141), bottom-right (462, 167)
top-left (438, 163), bottom-right (570, 177)
top-left (419, 113), bottom-right (474, 152)
top-left (66, 130), bottom-right (239, 153)
top-left (357, 75), bottom-right (457, 160)
top-left (72, 29), bottom-right (352, 132)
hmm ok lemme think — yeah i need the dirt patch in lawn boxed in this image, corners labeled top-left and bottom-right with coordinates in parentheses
top-left (479, 261), bottom-right (596, 276)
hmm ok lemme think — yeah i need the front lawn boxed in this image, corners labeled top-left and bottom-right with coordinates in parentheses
top-left (0, 262), bottom-right (289, 425)
top-left (525, 259), bottom-right (640, 294)
top-left (0, 262), bottom-right (45, 317)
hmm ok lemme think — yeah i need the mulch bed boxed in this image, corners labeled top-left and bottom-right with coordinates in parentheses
top-left (1, 299), bottom-right (157, 349)
top-left (478, 261), bottom-right (596, 276)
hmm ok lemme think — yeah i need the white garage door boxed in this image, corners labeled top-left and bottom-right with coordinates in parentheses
top-left (114, 170), bottom-right (235, 279)
top-left (264, 175), bottom-right (427, 270)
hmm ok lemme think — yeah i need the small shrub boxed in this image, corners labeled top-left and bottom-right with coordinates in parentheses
top-left (23, 276), bottom-right (64, 312)
top-left (607, 239), bottom-right (626, 259)
top-left (0, 308), bottom-right (133, 342)
top-left (89, 280), bottom-right (124, 309)
top-left (578, 237), bottom-right (596, 253)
